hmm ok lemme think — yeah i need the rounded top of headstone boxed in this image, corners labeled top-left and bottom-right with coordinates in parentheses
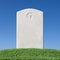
top-left (17, 8), bottom-right (43, 14)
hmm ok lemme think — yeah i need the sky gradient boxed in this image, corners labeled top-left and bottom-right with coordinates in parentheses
top-left (0, 0), bottom-right (60, 50)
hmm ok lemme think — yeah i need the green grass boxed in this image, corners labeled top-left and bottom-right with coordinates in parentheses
top-left (0, 48), bottom-right (60, 60)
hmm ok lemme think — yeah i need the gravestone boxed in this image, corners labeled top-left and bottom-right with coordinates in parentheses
top-left (16, 8), bottom-right (43, 48)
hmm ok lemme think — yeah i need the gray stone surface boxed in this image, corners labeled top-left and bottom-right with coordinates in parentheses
top-left (16, 8), bottom-right (43, 48)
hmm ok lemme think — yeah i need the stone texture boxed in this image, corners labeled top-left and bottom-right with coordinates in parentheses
top-left (16, 8), bottom-right (43, 48)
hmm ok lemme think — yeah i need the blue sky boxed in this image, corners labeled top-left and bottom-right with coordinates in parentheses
top-left (0, 0), bottom-right (60, 50)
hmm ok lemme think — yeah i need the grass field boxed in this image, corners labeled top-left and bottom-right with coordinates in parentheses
top-left (0, 48), bottom-right (60, 60)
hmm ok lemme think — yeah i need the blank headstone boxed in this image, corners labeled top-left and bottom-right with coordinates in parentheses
top-left (16, 8), bottom-right (43, 48)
